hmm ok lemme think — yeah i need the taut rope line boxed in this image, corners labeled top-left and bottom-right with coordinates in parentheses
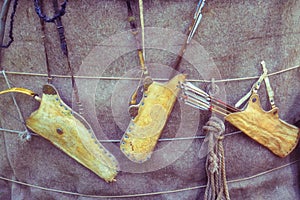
top-left (0, 160), bottom-right (298, 198)
top-left (2, 64), bottom-right (299, 82)
top-left (0, 126), bottom-right (243, 142)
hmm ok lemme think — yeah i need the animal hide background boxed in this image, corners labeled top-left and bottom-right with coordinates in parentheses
top-left (0, 0), bottom-right (299, 199)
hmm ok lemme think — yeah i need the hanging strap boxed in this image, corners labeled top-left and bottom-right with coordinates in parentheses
top-left (126, 0), bottom-right (147, 75)
top-left (35, 0), bottom-right (83, 114)
top-left (261, 61), bottom-right (275, 108)
top-left (52, 0), bottom-right (81, 113)
top-left (126, 0), bottom-right (151, 111)
top-left (202, 80), bottom-right (230, 200)
top-left (235, 61), bottom-right (275, 109)
top-left (138, 0), bottom-right (146, 65)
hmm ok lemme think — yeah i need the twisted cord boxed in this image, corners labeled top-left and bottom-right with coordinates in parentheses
top-left (203, 116), bottom-right (230, 200)
top-left (218, 138), bottom-right (230, 200)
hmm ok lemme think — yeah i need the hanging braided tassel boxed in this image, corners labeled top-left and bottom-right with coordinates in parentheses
top-left (203, 116), bottom-right (230, 200)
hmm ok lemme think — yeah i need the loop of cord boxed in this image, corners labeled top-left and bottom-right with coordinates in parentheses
top-left (203, 116), bottom-right (230, 200)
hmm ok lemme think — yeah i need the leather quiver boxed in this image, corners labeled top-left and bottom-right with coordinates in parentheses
top-left (26, 84), bottom-right (119, 182)
top-left (225, 93), bottom-right (299, 157)
top-left (120, 74), bottom-right (186, 163)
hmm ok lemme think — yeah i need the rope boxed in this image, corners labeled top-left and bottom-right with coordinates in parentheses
top-left (0, 160), bottom-right (298, 198)
top-left (37, 0), bottom-right (52, 83)
top-left (219, 138), bottom-right (230, 200)
top-left (54, 0), bottom-right (84, 115)
top-left (0, 127), bottom-right (26, 134)
top-left (203, 116), bottom-right (230, 200)
top-left (229, 160), bottom-right (299, 183)
top-left (35, 0), bottom-right (84, 115)
top-left (2, 64), bottom-right (299, 82)
top-left (0, 127), bottom-right (243, 142)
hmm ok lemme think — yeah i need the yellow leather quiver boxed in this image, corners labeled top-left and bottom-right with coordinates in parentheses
top-left (0, 84), bottom-right (119, 182)
top-left (120, 74), bottom-right (186, 163)
top-left (225, 93), bottom-right (299, 157)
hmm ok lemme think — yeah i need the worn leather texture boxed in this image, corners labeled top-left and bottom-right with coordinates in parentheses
top-left (225, 93), bottom-right (299, 157)
top-left (120, 74), bottom-right (186, 163)
top-left (0, 0), bottom-right (299, 199)
top-left (26, 84), bottom-right (119, 182)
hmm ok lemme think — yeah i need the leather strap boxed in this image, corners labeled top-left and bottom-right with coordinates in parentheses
top-left (235, 61), bottom-right (273, 109)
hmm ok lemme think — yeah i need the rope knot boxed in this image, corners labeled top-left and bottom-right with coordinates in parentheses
top-left (18, 131), bottom-right (32, 142)
top-left (203, 116), bottom-right (230, 200)
top-left (203, 116), bottom-right (225, 138)
top-left (207, 78), bottom-right (219, 97)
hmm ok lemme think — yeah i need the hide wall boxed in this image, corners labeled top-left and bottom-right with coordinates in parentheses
top-left (0, 0), bottom-right (299, 199)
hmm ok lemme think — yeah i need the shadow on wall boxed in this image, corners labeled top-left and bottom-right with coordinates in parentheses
top-left (294, 120), bottom-right (300, 128)
top-left (287, 93), bottom-right (300, 127)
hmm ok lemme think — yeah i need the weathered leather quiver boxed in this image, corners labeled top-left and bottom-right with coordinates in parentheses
top-left (0, 84), bottom-right (119, 182)
top-left (120, 74), bottom-right (186, 163)
top-left (225, 93), bottom-right (299, 157)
